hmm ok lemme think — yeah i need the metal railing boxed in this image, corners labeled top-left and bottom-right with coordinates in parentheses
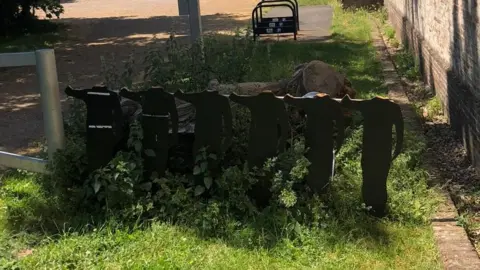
top-left (0, 49), bottom-right (66, 173)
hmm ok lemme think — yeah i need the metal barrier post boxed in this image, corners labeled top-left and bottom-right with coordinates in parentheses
top-left (178, 0), bottom-right (189, 16)
top-left (35, 49), bottom-right (65, 159)
top-left (0, 49), bottom-right (65, 173)
top-left (188, 0), bottom-right (203, 44)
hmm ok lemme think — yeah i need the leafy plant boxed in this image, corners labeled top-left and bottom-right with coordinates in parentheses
top-left (0, 0), bottom-right (64, 36)
top-left (383, 25), bottom-right (399, 47)
top-left (84, 121), bottom-right (144, 210)
top-left (423, 96), bottom-right (443, 121)
top-left (143, 28), bottom-right (257, 93)
top-left (394, 49), bottom-right (421, 81)
top-left (192, 148), bottom-right (216, 196)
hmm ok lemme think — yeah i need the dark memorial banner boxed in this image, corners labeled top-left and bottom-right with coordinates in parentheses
top-left (284, 93), bottom-right (345, 193)
top-left (120, 87), bottom-right (179, 178)
top-left (230, 91), bottom-right (291, 206)
top-left (341, 95), bottom-right (404, 217)
top-left (174, 90), bottom-right (233, 162)
top-left (65, 86), bottom-right (125, 172)
top-left (70, 86), bottom-right (404, 216)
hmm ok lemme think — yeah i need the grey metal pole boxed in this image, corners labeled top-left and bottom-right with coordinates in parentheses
top-left (188, 0), bottom-right (203, 44)
top-left (35, 49), bottom-right (65, 160)
top-left (178, 0), bottom-right (189, 16)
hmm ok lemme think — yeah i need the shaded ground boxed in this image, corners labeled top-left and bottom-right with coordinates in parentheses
top-left (57, 0), bottom-right (256, 19)
top-left (0, 0), bottom-right (257, 155)
top-left (423, 118), bottom-right (480, 253)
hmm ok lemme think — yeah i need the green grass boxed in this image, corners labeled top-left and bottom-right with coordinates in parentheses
top-left (0, 1), bottom-right (442, 269)
top-left (0, 169), bottom-right (441, 269)
top-left (11, 223), bottom-right (438, 269)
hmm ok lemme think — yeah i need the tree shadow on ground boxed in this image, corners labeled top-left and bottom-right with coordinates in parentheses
top-left (0, 13), bottom-right (249, 154)
top-left (0, 19), bottom-right (381, 154)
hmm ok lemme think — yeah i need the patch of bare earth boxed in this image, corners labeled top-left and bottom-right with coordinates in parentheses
top-left (0, 0), bottom-right (257, 155)
top-left (16, 249), bottom-right (34, 259)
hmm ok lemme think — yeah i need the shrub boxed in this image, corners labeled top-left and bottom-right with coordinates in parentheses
top-left (143, 28), bottom-right (256, 92)
top-left (394, 48), bottom-right (421, 81)
top-left (423, 96), bottom-right (443, 121)
top-left (0, 0), bottom-right (64, 36)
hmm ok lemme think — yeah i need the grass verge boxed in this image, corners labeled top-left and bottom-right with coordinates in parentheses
top-left (0, 1), bottom-right (443, 269)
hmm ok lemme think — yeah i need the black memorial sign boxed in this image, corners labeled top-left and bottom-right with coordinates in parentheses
top-left (284, 93), bottom-right (345, 193)
top-left (230, 91), bottom-right (290, 168)
top-left (341, 95), bottom-right (404, 217)
top-left (174, 90), bottom-right (233, 161)
top-left (70, 85), bottom-right (405, 215)
top-left (120, 87), bottom-right (179, 177)
top-left (230, 91), bottom-right (291, 207)
top-left (65, 86), bottom-right (125, 172)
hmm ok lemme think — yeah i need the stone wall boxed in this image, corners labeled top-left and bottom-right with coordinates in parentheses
top-left (385, 0), bottom-right (480, 168)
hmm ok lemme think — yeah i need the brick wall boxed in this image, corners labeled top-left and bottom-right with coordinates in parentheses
top-left (386, 0), bottom-right (480, 168)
